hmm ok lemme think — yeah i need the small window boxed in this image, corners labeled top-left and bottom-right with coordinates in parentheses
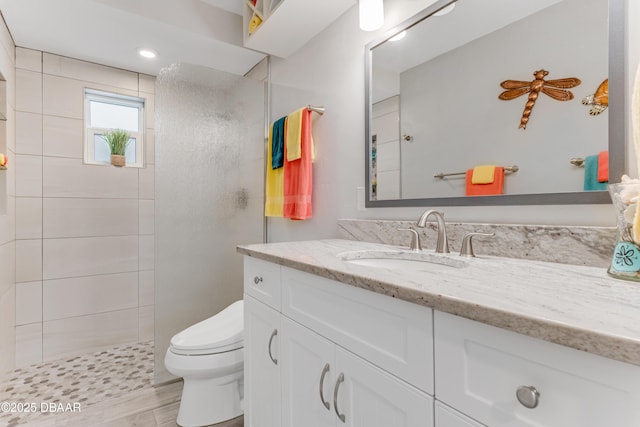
top-left (84, 89), bottom-right (145, 167)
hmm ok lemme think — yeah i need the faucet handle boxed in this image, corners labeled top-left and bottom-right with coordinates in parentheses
top-left (459, 232), bottom-right (495, 257)
top-left (398, 228), bottom-right (422, 251)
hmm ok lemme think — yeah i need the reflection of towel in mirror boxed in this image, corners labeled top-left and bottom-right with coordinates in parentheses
top-left (597, 150), bottom-right (609, 183)
top-left (471, 165), bottom-right (496, 184)
top-left (465, 167), bottom-right (504, 196)
top-left (284, 109), bottom-right (313, 220)
top-left (265, 123), bottom-right (284, 217)
top-left (583, 155), bottom-right (607, 191)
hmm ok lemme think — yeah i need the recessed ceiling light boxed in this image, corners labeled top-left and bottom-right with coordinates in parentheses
top-left (138, 48), bottom-right (157, 59)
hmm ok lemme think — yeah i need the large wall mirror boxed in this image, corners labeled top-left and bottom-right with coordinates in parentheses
top-left (365, 0), bottom-right (626, 207)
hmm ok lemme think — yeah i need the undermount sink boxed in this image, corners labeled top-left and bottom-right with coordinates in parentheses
top-left (337, 249), bottom-right (468, 272)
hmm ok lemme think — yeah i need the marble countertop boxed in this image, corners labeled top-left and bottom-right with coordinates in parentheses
top-left (237, 239), bottom-right (640, 367)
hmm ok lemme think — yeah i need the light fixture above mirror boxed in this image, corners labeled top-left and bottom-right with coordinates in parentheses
top-left (359, 0), bottom-right (384, 31)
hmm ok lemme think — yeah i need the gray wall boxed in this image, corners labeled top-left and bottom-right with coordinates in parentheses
top-left (400, 0), bottom-right (607, 199)
top-left (266, 0), bottom-right (640, 244)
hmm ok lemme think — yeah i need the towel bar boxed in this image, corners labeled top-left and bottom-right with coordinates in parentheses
top-left (307, 105), bottom-right (325, 115)
top-left (434, 165), bottom-right (519, 180)
top-left (570, 157), bottom-right (585, 167)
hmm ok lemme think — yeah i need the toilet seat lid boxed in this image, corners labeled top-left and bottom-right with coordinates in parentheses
top-left (170, 300), bottom-right (243, 353)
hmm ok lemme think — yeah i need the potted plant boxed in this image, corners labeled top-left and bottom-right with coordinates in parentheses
top-left (103, 129), bottom-right (130, 167)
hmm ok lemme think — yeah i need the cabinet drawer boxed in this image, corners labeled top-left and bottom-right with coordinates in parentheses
top-left (244, 256), bottom-right (281, 310)
top-left (282, 266), bottom-right (434, 394)
top-left (434, 311), bottom-right (640, 427)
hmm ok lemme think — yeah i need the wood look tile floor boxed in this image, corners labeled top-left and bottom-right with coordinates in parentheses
top-left (0, 342), bottom-right (243, 426)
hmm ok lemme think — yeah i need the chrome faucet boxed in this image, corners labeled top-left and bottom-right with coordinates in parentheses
top-left (416, 210), bottom-right (450, 253)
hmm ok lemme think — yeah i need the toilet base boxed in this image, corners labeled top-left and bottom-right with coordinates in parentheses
top-left (177, 373), bottom-right (243, 427)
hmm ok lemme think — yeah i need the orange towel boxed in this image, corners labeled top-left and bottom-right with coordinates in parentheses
top-left (465, 167), bottom-right (504, 196)
top-left (597, 150), bottom-right (609, 183)
top-left (283, 109), bottom-right (313, 220)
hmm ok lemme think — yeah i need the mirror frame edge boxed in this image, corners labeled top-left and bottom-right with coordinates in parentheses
top-left (364, 0), bottom-right (624, 208)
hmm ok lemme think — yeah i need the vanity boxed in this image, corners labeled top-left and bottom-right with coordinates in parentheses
top-left (238, 239), bottom-right (640, 427)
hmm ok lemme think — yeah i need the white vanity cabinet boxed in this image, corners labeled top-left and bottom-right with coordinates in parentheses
top-left (244, 256), bottom-right (434, 427)
top-left (434, 311), bottom-right (640, 427)
top-left (435, 402), bottom-right (484, 427)
top-left (281, 315), bottom-right (433, 427)
top-left (244, 296), bottom-right (281, 427)
top-left (244, 257), bottom-right (282, 427)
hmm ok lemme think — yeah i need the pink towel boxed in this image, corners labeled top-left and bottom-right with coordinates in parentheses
top-left (284, 109), bottom-right (313, 220)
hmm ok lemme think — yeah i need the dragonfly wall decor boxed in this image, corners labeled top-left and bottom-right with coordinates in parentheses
top-left (499, 69), bottom-right (581, 129)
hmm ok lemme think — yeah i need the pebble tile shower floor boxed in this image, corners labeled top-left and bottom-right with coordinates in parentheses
top-left (0, 342), bottom-right (154, 426)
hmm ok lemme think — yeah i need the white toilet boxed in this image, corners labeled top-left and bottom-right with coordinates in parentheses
top-left (164, 300), bottom-right (244, 427)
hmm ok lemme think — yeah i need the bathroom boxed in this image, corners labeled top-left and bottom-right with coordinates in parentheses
top-left (0, 0), bottom-right (640, 426)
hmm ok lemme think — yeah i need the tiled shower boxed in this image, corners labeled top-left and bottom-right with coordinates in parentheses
top-left (13, 47), bottom-right (155, 367)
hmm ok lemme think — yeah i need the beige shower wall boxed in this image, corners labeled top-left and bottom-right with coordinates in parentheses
top-left (14, 47), bottom-right (155, 366)
top-left (0, 14), bottom-right (16, 375)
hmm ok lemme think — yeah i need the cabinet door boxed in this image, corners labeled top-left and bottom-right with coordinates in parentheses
top-left (245, 295), bottom-right (281, 427)
top-left (435, 311), bottom-right (640, 427)
top-left (281, 317), bottom-right (335, 427)
top-left (435, 401), bottom-right (484, 427)
top-left (335, 347), bottom-right (434, 427)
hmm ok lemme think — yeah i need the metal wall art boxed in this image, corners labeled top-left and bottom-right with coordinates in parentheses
top-left (582, 78), bottom-right (609, 115)
top-left (499, 69), bottom-right (581, 129)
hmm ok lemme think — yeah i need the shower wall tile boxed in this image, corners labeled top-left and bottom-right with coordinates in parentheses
top-left (43, 272), bottom-right (138, 321)
top-left (16, 69), bottom-right (42, 113)
top-left (16, 239), bottom-right (42, 283)
top-left (16, 111), bottom-right (43, 155)
top-left (42, 75), bottom-right (84, 119)
top-left (139, 164), bottom-right (155, 199)
top-left (139, 200), bottom-right (154, 235)
top-left (13, 49), bottom-right (156, 363)
top-left (43, 198), bottom-right (138, 238)
top-left (16, 47), bottom-right (42, 72)
top-left (145, 128), bottom-right (155, 165)
top-left (139, 270), bottom-right (154, 307)
top-left (42, 115), bottom-right (83, 158)
top-left (42, 308), bottom-right (138, 361)
top-left (0, 285), bottom-right (16, 372)
top-left (139, 235), bottom-right (154, 271)
top-left (15, 154), bottom-right (43, 197)
top-left (0, 241), bottom-right (15, 297)
top-left (15, 322), bottom-right (42, 368)
top-left (139, 305), bottom-right (154, 342)
top-left (144, 92), bottom-right (155, 129)
top-left (15, 281), bottom-right (42, 325)
top-left (44, 53), bottom-right (139, 91)
top-left (139, 74), bottom-right (156, 94)
top-left (16, 197), bottom-right (42, 239)
top-left (43, 156), bottom-right (139, 199)
top-left (43, 236), bottom-right (138, 280)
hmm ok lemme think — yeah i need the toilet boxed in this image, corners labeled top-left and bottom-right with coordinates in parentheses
top-left (164, 300), bottom-right (244, 427)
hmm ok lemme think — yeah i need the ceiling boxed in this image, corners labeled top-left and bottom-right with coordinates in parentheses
top-left (0, 0), bottom-right (266, 77)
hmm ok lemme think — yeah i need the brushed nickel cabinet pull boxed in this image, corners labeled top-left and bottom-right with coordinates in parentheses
top-left (267, 329), bottom-right (278, 365)
top-left (319, 363), bottom-right (331, 410)
top-left (333, 373), bottom-right (346, 423)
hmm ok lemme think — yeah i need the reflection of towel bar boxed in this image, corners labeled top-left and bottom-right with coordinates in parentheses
top-left (570, 157), bottom-right (585, 167)
top-left (307, 105), bottom-right (325, 115)
top-left (434, 165), bottom-right (519, 180)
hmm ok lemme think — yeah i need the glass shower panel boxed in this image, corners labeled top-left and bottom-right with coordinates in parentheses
top-left (154, 63), bottom-right (265, 384)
